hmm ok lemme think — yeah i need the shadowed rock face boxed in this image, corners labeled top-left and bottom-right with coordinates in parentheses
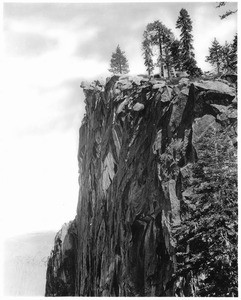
top-left (45, 76), bottom-right (237, 296)
top-left (45, 222), bottom-right (77, 296)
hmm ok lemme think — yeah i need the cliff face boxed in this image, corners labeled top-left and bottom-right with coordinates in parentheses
top-left (45, 222), bottom-right (77, 296)
top-left (45, 75), bottom-right (237, 296)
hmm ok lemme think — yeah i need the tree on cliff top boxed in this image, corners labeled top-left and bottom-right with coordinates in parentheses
top-left (229, 34), bottom-right (237, 72)
top-left (144, 20), bottom-right (174, 77)
top-left (176, 8), bottom-right (201, 76)
top-left (109, 45), bottom-right (129, 75)
top-left (206, 36), bottom-right (237, 73)
top-left (170, 39), bottom-right (182, 71)
top-left (205, 38), bottom-right (223, 74)
top-left (142, 30), bottom-right (154, 76)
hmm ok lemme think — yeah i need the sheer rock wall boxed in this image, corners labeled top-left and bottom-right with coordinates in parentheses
top-left (45, 222), bottom-right (77, 296)
top-left (45, 76), bottom-right (236, 296)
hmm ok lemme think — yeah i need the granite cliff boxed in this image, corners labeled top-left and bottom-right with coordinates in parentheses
top-left (45, 75), bottom-right (237, 296)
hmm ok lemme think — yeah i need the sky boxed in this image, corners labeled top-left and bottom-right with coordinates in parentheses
top-left (0, 1), bottom-right (237, 239)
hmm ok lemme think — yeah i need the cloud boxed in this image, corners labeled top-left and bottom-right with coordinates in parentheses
top-left (4, 2), bottom-right (237, 71)
top-left (74, 3), bottom-right (159, 60)
top-left (4, 3), bottom-right (87, 23)
top-left (73, 2), bottom-right (236, 72)
top-left (5, 31), bottom-right (58, 57)
top-left (191, 3), bottom-right (237, 71)
top-left (24, 79), bottom-right (86, 135)
top-left (1, 76), bottom-right (86, 137)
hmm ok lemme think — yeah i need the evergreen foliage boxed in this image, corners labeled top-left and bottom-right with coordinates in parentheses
top-left (109, 45), bottom-right (129, 75)
top-left (170, 39), bottom-right (181, 71)
top-left (220, 9), bottom-right (237, 19)
top-left (206, 35), bottom-right (237, 73)
top-left (221, 41), bottom-right (233, 72)
top-left (145, 20), bottom-right (174, 77)
top-left (176, 9), bottom-right (194, 56)
top-left (173, 124), bottom-right (238, 296)
top-left (205, 38), bottom-right (223, 74)
top-left (142, 30), bottom-right (154, 75)
top-left (162, 33), bottom-right (175, 77)
top-left (176, 9), bottom-right (200, 76)
top-left (216, 2), bottom-right (237, 19)
top-left (229, 34), bottom-right (237, 71)
top-left (141, 11), bottom-right (204, 77)
top-left (216, 2), bottom-right (226, 8)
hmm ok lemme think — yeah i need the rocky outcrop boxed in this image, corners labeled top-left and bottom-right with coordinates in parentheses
top-left (45, 75), bottom-right (237, 296)
top-left (45, 221), bottom-right (77, 296)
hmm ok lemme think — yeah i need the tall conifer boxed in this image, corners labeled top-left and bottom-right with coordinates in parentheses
top-left (142, 31), bottom-right (154, 76)
top-left (109, 45), bottom-right (129, 75)
top-left (205, 38), bottom-right (223, 74)
top-left (229, 34), bottom-right (237, 72)
top-left (176, 8), bottom-right (200, 76)
top-left (145, 21), bottom-right (174, 76)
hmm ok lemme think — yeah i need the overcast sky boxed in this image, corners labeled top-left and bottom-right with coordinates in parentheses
top-left (0, 1), bottom-right (237, 238)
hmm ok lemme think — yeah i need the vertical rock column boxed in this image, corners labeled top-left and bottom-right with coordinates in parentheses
top-left (75, 77), bottom-right (192, 296)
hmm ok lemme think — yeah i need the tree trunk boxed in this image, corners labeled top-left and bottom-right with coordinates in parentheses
top-left (158, 32), bottom-right (164, 77)
top-left (165, 47), bottom-right (170, 78)
top-left (119, 62), bottom-right (122, 74)
top-left (217, 62), bottom-right (220, 75)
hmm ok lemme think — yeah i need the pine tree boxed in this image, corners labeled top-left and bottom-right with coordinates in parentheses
top-left (162, 33), bottom-right (175, 77)
top-left (221, 41), bottom-right (233, 72)
top-left (109, 45), bottom-right (129, 75)
top-left (229, 34), bottom-right (237, 72)
top-left (176, 8), bottom-right (200, 76)
top-left (145, 20), bottom-right (174, 77)
top-left (205, 38), bottom-right (223, 74)
top-left (142, 30), bottom-right (154, 76)
top-left (206, 36), bottom-right (237, 74)
top-left (173, 124), bottom-right (238, 296)
top-left (170, 39), bottom-right (181, 71)
top-left (221, 39), bottom-right (239, 73)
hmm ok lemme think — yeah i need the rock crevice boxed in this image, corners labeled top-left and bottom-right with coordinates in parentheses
top-left (45, 75), bottom-right (237, 296)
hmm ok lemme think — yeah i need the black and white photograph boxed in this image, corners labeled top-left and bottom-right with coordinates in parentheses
top-left (0, 0), bottom-right (238, 297)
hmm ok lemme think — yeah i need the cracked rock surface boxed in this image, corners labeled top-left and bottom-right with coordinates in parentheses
top-left (45, 75), bottom-right (237, 296)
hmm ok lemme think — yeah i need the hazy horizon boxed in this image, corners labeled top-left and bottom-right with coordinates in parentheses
top-left (3, 231), bottom-right (56, 296)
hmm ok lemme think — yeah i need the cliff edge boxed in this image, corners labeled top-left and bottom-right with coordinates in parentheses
top-left (45, 75), bottom-right (237, 296)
